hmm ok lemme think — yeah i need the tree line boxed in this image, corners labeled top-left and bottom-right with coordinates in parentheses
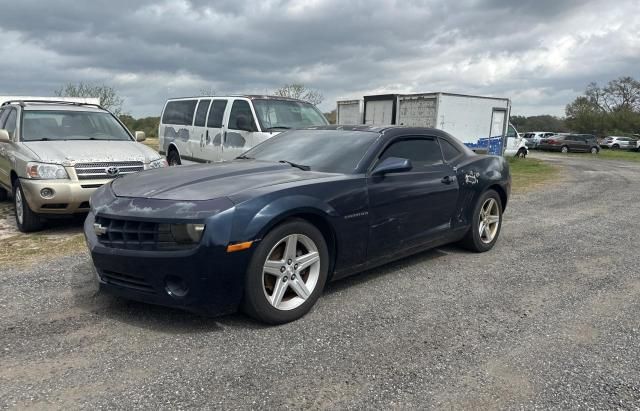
top-left (55, 77), bottom-right (640, 137)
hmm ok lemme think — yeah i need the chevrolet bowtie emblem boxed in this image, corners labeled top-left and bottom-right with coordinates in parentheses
top-left (93, 223), bottom-right (108, 236)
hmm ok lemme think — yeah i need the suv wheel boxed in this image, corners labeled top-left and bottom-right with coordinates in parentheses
top-left (13, 181), bottom-right (43, 232)
top-left (561, 146), bottom-right (569, 154)
top-left (590, 146), bottom-right (599, 154)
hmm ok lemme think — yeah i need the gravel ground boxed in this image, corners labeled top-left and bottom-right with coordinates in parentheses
top-left (1, 153), bottom-right (639, 409)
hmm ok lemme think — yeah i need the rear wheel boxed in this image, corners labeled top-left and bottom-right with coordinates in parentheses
top-left (242, 219), bottom-right (329, 324)
top-left (590, 146), bottom-right (599, 154)
top-left (13, 181), bottom-right (43, 232)
top-left (460, 190), bottom-right (502, 253)
top-left (167, 149), bottom-right (181, 166)
top-left (561, 145), bottom-right (569, 153)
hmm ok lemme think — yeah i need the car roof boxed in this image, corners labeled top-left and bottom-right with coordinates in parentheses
top-left (2, 100), bottom-right (107, 113)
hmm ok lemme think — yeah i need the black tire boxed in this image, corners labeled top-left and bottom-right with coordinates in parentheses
top-left (242, 219), bottom-right (329, 324)
top-left (515, 148), bottom-right (527, 158)
top-left (13, 181), bottom-right (43, 232)
top-left (459, 189), bottom-right (503, 253)
top-left (0, 187), bottom-right (8, 202)
top-left (561, 145), bottom-right (569, 153)
top-left (167, 149), bottom-right (181, 166)
top-left (611, 144), bottom-right (619, 150)
top-left (590, 146), bottom-right (599, 154)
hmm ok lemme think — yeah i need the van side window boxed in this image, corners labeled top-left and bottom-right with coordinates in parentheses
top-left (228, 100), bottom-right (257, 131)
top-left (0, 109), bottom-right (8, 128)
top-left (207, 100), bottom-right (228, 128)
top-left (162, 100), bottom-right (198, 126)
top-left (506, 125), bottom-right (517, 138)
top-left (4, 109), bottom-right (17, 139)
top-left (193, 100), bottom-right (211, 127)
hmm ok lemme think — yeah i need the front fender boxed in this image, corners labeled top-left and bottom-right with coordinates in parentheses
top-left (232, 194), bottom-right (339, 243)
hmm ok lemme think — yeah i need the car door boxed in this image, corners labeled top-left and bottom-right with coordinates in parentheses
top-left (367, 136), bottom-right (459, 257)
top-left (198, 99), bottom-right (228, 162)
top-left (189, 99), bottom-right (211, 158)
top-left (222, 99), bottom-right (262, 161)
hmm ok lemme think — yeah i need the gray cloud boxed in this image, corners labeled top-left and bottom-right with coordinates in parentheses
top-left (0, 0), bottom-right (638, 117)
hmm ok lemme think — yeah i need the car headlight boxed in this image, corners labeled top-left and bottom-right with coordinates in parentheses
top-left (165, 224), bottom-right (205, 244)
top-left (26, 162), bottom-right (69, 179)
top-left (148, 158), bottom-right (168, 169)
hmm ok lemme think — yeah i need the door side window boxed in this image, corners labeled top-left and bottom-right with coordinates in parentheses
top-left (207, 100), bottom-right (228, 128)
top-left (193, 99), bottom-right (211, 127)
top-left (228, 100), bottom-right (257, 131)
top-left (161, 100), bottom-right (198, 126)
top-left (4, 109), bottom-right (17, 139)
top-left (379, 138), bottom-right (444, 168)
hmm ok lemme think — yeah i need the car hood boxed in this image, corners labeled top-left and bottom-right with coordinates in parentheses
top-left (23, 141), bottom-right (159, 164)
top-left (111, 160), bottom-right (335, 201)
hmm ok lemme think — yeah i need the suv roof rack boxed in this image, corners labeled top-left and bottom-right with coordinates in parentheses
top-left (1, 100), bottom-right (104, 109)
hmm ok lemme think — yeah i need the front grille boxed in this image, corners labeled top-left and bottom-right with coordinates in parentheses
top-left (94, 216), bottom-right (195, 251)
top-left (100, 269), bottom-right (156, 294)
top-left (75, 161), bottom-right (144, 180)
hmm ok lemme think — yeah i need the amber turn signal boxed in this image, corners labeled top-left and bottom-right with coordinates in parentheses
top-left (226, 241), bottom-right (253, 253)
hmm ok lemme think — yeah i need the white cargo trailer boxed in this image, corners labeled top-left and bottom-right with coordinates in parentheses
top-left (336, 99), bottom-right (363, 125)
top-left (337, 92), bottom-right (522, 156)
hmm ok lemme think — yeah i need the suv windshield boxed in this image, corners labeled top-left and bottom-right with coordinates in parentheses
top-left (21, 110), bottom-right (132, 142)
top-left (241, 129), bottom-right (378, 173)
top-left (252, 99), bottom-right (329, 130)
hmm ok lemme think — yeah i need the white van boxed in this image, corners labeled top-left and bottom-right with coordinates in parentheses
top-left (159, 95), bottom-right (329, 165)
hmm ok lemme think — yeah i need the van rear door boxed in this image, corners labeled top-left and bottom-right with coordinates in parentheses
top-left (159, 99), bottom-right (198, 159)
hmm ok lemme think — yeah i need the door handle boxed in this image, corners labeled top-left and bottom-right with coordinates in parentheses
top-left (441, 175), bottom-right (454, 184)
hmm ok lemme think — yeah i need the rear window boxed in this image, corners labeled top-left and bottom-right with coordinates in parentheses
top-left (162, 100), bottom-right (198, 126)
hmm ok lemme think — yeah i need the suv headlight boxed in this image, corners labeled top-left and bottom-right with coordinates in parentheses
top-left (26, 162), bottom-right (69, 179)
top-left (148, 158), bottom-right (168, 169)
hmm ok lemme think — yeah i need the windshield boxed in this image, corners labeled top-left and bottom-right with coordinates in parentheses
top-left (21, 110), bottom-right (132, 142)
top-left (241, 129), bottom-right (378, 174)
top-left (252, 99), bottom-right (329, 130)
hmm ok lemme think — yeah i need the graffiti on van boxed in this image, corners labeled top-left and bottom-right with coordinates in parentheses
top-left (163, 126), bottom-right (190, 152)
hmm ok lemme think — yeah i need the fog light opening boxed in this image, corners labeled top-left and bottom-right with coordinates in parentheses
top-left (40, 188), bottom-right (55, 199)
top-left (165, 276), bottom-right (189, 298)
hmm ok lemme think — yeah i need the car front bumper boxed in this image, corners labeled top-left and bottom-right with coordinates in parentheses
top-left (20, 178), bottom-right (111, 214)
top-left (84, 210), bottom-right (250, 316)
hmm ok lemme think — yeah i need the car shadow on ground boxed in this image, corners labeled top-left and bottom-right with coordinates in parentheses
top-left (77, 245), bottom-right (457, 332)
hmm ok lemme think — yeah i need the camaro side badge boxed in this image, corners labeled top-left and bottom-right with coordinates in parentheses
top-left (344, 211), bottom-right (369, 220)
top-left (93, 223), bottom-right (108, 236)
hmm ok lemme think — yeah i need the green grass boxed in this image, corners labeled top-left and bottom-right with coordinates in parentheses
top-left (141, 137), bottom-right (160, 152)
top-left (508, 156), bottom-right (560, 193)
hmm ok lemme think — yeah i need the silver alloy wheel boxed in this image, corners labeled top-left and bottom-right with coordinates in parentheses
top-left (591, 147), bottom-right (597, 154)
top-left (15, 188), bottom-right (24, 225)
top-left (262, 233), bottom-right (321, 311)
top-left (478, 198), bottom-right (500, 244)
top-left (561, 146), bottom-right (568, 153)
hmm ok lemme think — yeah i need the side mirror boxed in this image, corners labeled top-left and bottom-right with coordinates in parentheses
top-left (372, 157), bottom-right (412, 176)
top-left (236, 115), bottom-right (255, 132)
top-left (135, 131), bottom-right (146, 142)
top-left (0, 129), bottom-right (10, 142)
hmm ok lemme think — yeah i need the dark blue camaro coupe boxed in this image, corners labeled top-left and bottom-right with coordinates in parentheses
top-left (85, 126), bottom-right (510, 324)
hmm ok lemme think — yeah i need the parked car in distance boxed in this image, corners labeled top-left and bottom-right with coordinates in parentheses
top-left (523, 131), bottom-right (555, 148)
top-left (159, 95), bottom-right (329, 166)
top-left (0, 100), bottom-right (166, 232)
top-left (85, 126), bottom-right (511, 324)
top-left (600, 136), bottom-right (638, 150)
top-left (538, 134), bottom-right (599, 154)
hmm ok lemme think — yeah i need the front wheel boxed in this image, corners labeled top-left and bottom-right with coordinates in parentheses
top-left (13, 182), bottom-right (43, 232)
top-left (590, 147), bottom-right (599, 154)
top-left (167, 149), bottom-right (181, 166)
top-left (561, 146), bottom-right (569, 153)
top-left (460, 190), bottom-right (503, 253)
top-left (242, 219), bottom-right (329, 324)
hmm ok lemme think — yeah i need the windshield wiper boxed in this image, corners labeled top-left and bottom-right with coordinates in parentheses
top-left (236, 155), bottom-right (254, 160)
top-left (265, 126), bottom-right (291, 131)
top-left (279, 160), bottom-right (310, 171)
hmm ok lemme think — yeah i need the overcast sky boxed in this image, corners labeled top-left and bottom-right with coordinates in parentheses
top-left (1, 0), bottom-right (638, 118)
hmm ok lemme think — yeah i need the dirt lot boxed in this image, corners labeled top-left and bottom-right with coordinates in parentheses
top-left (1, 153), bottom-right (639, 409)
